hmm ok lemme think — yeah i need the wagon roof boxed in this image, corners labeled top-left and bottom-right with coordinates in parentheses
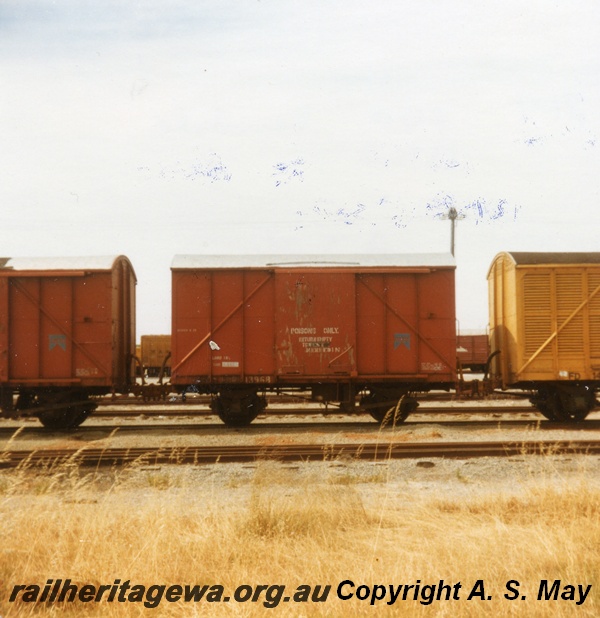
top-left (501, 252), bottom-right (600, 266)
top-left (171, 254), bottom-right (455, 270)
top-left (0, 255), bottom-right (135, 274)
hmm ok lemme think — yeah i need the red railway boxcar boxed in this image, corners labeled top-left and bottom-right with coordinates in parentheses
top-left (0, 256), bottom-right (136, 429)
top-left (171, 254), bottom-right (456, 425)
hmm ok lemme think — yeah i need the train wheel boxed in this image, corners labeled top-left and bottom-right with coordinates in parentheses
top-left (534, 391), bottom-right (561, 422)
top-left (0, 388), bottom-right (15, 414)
top-left (362, 393), bottom-right (418, 425)
top-left (555, 388), bottom-right (595, 422)
top-left (213, 392), bottom-right (265, 427)
top-left (537, 404), bottom-right (558, 422)
top-left (15, 391), bottom-right (38, 414)
top-left (36, 393), bottom-right (96, 430)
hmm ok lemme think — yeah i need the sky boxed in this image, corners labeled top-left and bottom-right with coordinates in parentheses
top-left (1, 1), bottom-right (600, 337)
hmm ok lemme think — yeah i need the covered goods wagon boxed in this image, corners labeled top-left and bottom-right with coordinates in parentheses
top-left (140, 334), bottom-right (171, 377)
top-left (488, 252), bottom-right (600, 421)
top-left (0, 256), bottom-right (136, 428)
top-left (171, 254), bottom-right (456, 425)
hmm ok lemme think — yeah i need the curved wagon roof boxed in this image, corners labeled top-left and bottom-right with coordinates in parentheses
top-left (493, 252), bottom-right (600, 266)
top-left (0, 256), bottom-right (136, 279)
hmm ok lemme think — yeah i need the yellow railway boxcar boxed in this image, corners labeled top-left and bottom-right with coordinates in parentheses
top-left (488, 252), bottom-right (600, 421)
top-left (140, 335), bottom-right (171, 377)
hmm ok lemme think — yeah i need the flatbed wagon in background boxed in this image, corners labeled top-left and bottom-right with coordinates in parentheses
top-left (0, 256), bottom-right (136, 429)
top-left (488, 252), bottom-right (600, 421)
top-left (170, 254), bottom-right (457, 425)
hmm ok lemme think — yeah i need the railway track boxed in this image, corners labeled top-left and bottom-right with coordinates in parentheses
top-left (1, 417), bottom-right (599, 438)
top-left (1, 439), bottom-right (599, 469)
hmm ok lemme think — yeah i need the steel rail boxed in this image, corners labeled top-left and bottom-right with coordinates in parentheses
top-left (2, 418), bottom-right (599, 438)
top-left (1, 439), bottom-right (599, 469)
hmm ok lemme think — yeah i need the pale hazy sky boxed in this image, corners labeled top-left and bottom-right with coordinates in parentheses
top-left (2, 1), bottom-right (599, 335)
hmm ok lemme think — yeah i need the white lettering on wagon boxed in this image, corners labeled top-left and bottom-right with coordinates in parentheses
top-left (76, 367), bottom-right (99, 377)
top-left (296, 336), bottom-right (340, 354)
top-left (298, 336), bottom-right (333, 344)
top-left (421, 362), bottom-right (444, 372)
top-left (305, 347), bottom-right (341, 354)
top-left (246, 375), bottom-right (272, 384)
top-left (289, 326), bottom-right (341, 354)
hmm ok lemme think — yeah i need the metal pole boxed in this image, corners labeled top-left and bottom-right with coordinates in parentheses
top-left (448, 207), bottom-right (457, 256)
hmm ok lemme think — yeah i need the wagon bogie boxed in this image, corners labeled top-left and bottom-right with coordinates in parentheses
top-left (38, 390), bottom-right (97, 430)
top-left (530, 384), bottom-right (596, 422)
top-left (211, 388), bottom-right (267, 427)
top-left (6, 387), bottom-right (98, 429)
top-left (360, 388), bottom-right (419, 424)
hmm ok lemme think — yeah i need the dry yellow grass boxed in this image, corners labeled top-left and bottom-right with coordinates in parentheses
top-left (0, 458), bottom-right (598, 617)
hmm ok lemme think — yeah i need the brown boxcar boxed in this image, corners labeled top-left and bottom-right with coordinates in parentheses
top-left (140, 334), bottom-right (171, 377)
top-left (457, 332), bottom-right (489, 373)
top-left (171, 254), bottom-right (456, 425)
top-left (488, 251), bottom-right (600, 421)
top-left (0, 256), bottom-right (136, 428)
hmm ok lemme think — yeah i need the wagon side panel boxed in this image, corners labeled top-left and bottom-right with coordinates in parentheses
top-left (171, 270), bottom-right (212, 382)
top-left (205, 271), bottom-right (244, 378)
top-left (275, 271), bottom-right (356, 377)
top-left (7, 277), bottom-right (75, 386)
top-left (171, 268), bottom-right (276, 384)
top-left (516, 267), bottom-right (554, 380)
top-left (208, 270), bottom-right (276, 379)
top-left (67, 273), bottom-right (112, 386)
top-left (4, 273), bottom-right (113, 387)
top-left (355, 273), bottom-right (419, 375)
top-left (8, 277), bottom-right (45, 381)
top-left (412, 269), bottom-right (456, 381)
top-left (356, 268), bottom-right (456, 382)
top-left (242, 270), bottom-right (276, 380)
top-left (40, 278), bottom-right (75, 380)
top-left (517, 265), bottom-right (600, 382)
top-left (355, 274), bottom-right (387, 375)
